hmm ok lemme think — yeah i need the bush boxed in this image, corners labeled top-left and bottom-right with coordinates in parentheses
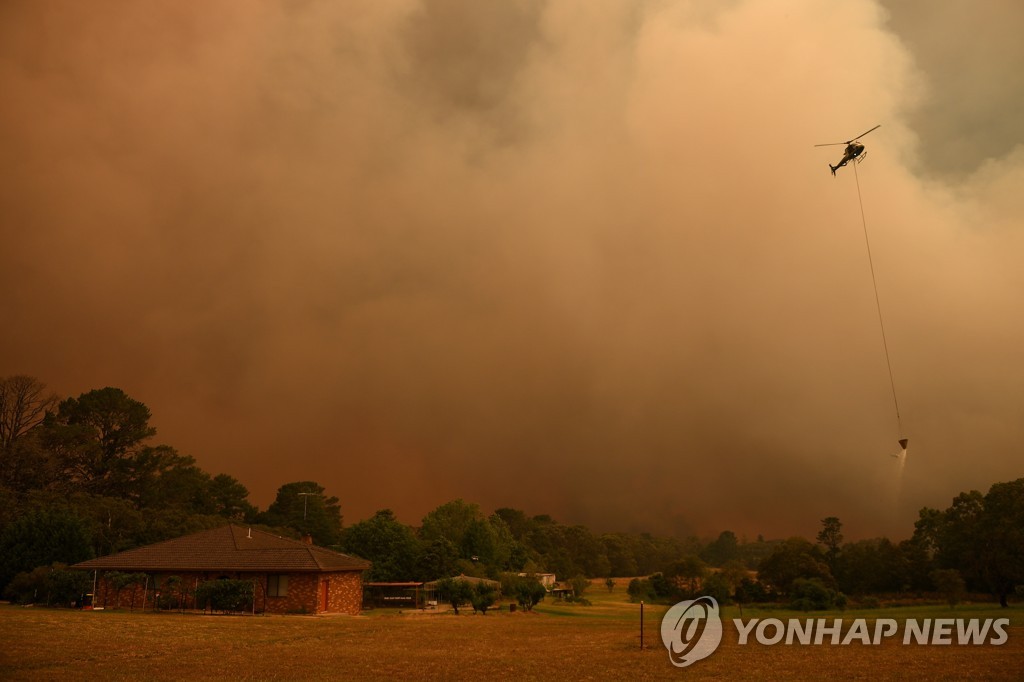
top-left (568, 575), bottom-right (589, 597)
top-left (0, 509), bottom-right (93, 594)
top-left (627, 577), bottom-right (653, 603)
top-left (2, 563), bottom-right (91, 606)
top-left (155, 576), bottom-right (185, 610)
top-left (3, 570), bottom-right (39, 605)
top-left (437, 577), bottom-right (475, 615)
top-left (503, 575), bottom-right (546, 611)
top-left (648, 573), bottom-right (683, 602)
top-left (734, 577), bottom-right (771, 604)
top-left (663, 557), bottom-right (707, 599)
top-left (106, 571), bottom-right (149, 609)
top-left (194, 579), bottom-right (255, 612)
top-left (702, 573), bottom-right (733, 605)
top-left (470, 582), bottom-right (498, 615)
top-left (789, 578), bottom-right (843, 611)
top-left (626, 573), bottom-right (692, 604)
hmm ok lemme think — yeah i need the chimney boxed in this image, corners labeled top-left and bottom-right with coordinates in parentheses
top-left (302, 533), bottom-right (313, 545)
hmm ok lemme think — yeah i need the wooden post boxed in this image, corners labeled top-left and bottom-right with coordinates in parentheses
top-left (640, 600), bottom-right (645, 650)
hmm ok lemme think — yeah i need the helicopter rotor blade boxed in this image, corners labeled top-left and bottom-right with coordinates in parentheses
top-left (848, 124), bottom-right (880, 142)
top-left (813, 142), bottom-right (846, 147)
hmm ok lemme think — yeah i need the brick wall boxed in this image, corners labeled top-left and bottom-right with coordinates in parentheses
top-left (262, 572), bottom-right (363, 615)
top-left (94, 572), bottom-right (220, 611)
top-left (263, 572), bottom-right (318, 614)
top-left (91, 570), bottom-right (364, 615)
top-left (324, 571), bottom-right (363, 615)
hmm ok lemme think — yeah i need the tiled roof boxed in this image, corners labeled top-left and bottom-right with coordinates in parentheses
top-left (73, 525), bottom-right (371, 573)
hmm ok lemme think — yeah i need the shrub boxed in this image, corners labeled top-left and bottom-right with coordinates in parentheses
top-left (702, 573), bottom-right (733, 605)
top-left (789, 578), bottom-right (842, 611)
top-left (194, 579), bottom-right (255, 612)
top-left (155, 576), bottom-right (185, 610)
top-left (471, 582), bottom-right (498, 615)
top-left (2, 563), bottom-right (91, 606)
top-left (0, 509), bottom-right (93, 594)
top-left (107, 572), bottom-right (149, 609)
top-left (734, 577), bottom-right (771, 604)
top-left (505, 576), bottom-right (546, 611)
top-left (568, 575), bottom-right (590, 598)
top-left (437, 577), bottom-right (475, 615)
top-left (627, 577), bottom-right (653, 603)
top-left (648, 573), bottom-right (683, 602)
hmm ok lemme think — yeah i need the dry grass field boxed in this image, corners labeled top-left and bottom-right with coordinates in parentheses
top-left (1, 586), bottom-right (1022, 681)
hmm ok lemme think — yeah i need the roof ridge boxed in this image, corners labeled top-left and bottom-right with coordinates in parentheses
top-left (72, 523), bottom-right (371, 572)
top-left (229, 523), bottom-right (243, 550)
top-left (232, 524), bottom-right (324, 549)
top-left (307, 544), bottom-right (326, 570)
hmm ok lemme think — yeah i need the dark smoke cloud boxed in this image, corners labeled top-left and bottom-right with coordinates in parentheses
top-left (2, 0), bottom-right (1021, 541)
top-left (880, 0), bottom-right (1024, 177)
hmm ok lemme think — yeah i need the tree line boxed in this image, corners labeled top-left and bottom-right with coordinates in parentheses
top-left (2, 375), bottom-right (1021, 608)
top-left (627, 485), bottom-right (1024, 610)
top-left (0, 376), bottom-right (721, 597)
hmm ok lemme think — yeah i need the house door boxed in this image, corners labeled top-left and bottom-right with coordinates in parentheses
top-left (322, 579), bottom-right (330, 612)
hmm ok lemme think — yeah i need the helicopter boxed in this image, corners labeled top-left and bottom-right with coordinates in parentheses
top-left (815, 124), bottom-right (880, 176)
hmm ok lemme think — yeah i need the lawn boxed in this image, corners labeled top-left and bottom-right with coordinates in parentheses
top-left (1, 587), bottom-right (1021, 681)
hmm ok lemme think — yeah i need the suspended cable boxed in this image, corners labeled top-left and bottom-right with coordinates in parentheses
top-left (853, 160), bottom-right (903, 437)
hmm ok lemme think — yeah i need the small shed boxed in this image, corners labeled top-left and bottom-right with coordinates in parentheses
top-left (363, 582), bottom-right (425, 609)
top-left (550, 586), bottom-right (575, 600)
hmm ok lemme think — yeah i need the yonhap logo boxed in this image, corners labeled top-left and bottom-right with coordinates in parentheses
top-left (660, 596), bottom-right (723, 667)
top-left (658, 595), bottom-right (1010, 671)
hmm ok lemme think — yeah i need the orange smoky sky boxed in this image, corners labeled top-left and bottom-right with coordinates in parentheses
top-left (2, 1), bottom-right (1022, 540)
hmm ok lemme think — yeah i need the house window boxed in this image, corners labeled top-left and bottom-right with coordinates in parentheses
top-left (267, 575), bottom-right (289, 597)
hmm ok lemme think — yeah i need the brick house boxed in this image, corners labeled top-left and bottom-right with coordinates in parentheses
top-left (73, 524), bottom-right (370, 615)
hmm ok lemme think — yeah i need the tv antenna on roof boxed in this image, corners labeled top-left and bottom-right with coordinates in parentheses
top-left (297, 492), bottom-right (317, 521)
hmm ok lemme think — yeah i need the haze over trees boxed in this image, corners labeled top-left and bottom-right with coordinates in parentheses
top-left (260, 481), bottom-right (343, 547)
top-left (0, 375), bottom-right (59, 491)
top-left (0, 380), bottom-right (270, 593)
top-left (912, 478), bottom-right (1024, 607)
top-left (0, 377), bottom-right (713, 598)
top-left (1, 374), bottom-right (1022, 609)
